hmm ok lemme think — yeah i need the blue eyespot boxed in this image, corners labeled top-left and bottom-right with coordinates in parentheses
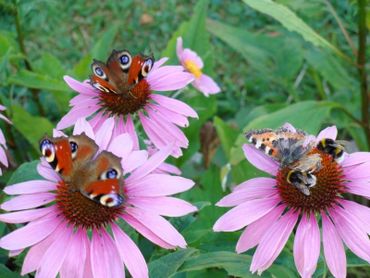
top-left (95, 66), bottom-right (104, 77)
top-left (120, 55), bottom-right (129, 65)
top-left (40, 139), bottom-right (52, 153)
top-left (69, 141), bottom-right (78, 157)
top-left (106, 168), bottom-right (118, 179)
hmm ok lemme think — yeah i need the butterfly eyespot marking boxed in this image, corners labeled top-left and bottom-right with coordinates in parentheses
top-left (99, 193), bottom-right (124, 207)
top-left (100, 168), bottom-right (121, 180)
top-left (141, 58), bottom-right (153, 77)
top-left (92, 64), bottom-right (108, 80)
top-left (118, 51), bottom-right (132, 70)
top-left (40, 139), bottom-right (55, 163)
top-left (69, 141), bottom-right (78, 159)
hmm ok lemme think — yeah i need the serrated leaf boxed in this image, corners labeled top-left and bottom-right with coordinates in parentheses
top-left (242, 0), bottom-right (346, 59)
top-left (11, 105), bottom-right (54, 151)
top-left (149, 248), bottom-right (198, 278)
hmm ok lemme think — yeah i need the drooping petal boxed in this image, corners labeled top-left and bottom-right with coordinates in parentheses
top-left (112, 223), bottom-right (148, 278)
top-left (316, 126), bottom-right (338, 141)
top-left (156, 162), bottom-right (182, 175)
top-left (192, 74), bottom-right (220, 96)
top-left (150, 104), bottom-right (189, 127)
top-left (232, 177), bottom-right (276, 192)
top-left (1, 193), bottom-right (55, 211)
top-left (35, 224), bottom-right (73, 278)
top-left (322, 213), bottom-right (346, 278)
top-left (213, 196), bottom-right (280, 232)
top-left (108, 133), bottom-right (133, 159)
top-left (182, 49), bottom-right (204, 69)
top-left (147, 66), bottom-right (193, 91)
top-left (37, 161), bottom-right (61, 182)
top-left (73, 118), bottom-right (95, 140)
top-left (125, 207), bottom-right (187, 248)
top-left (4, 180), bottom-right (56, 195)
top-left (236, 205), bottom-right (284, 253)
top-left (57, 106), bottom-right (96, 130)
top-left (64, 76), bottom-right (98, 96)
top-left (127, 174), bottom-right (194, 197)
top-left (250, 210), bottom-right (298, 274)
top-left (124, 115), bottom-right (139, 150)
top-left (345, 178), bottom-right (370, 199)
top-left (0, 146), bottom-right (8, 167)
top-left (293, 213), bottom-right (320, 278)
top-left (150, 94), bottom-right (198, 118)
top-left (243, 144), bottom-right (279, 176)
top-left (329, 207), bottom-right (370, 263)
top-left (340, 199), bottom-right (370, 234)
top-left (90, 229), bottom-right (124, 278)
top-left (122, 214), bottom-right (175, 249)
top-left (0, 206), bottom-right (54, 224)
top-left (128, 197), bottom-right (197, 217)
top-left (152, 57), bottom-right (168, 71)
top-left (281, 123), bottom-right (296, 132)
top-left (342, 152), bottom-right (370, 167)
top-left (0, 210), bottom-right (61, 250)
top-left (176, 37), bottom-right (184, 63)
top-left (94, 117), bottom-right (115, 150)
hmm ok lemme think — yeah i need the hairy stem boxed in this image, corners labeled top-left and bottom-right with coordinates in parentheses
top-left (357, 0), bottom-right (370, 149)
top-left (13, 1), bottom-right (45, 116)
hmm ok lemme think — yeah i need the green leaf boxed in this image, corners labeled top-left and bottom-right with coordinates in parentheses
top-left (11, 105), bottom-right (54, 151)
top-left (242, 0), bottom-right (347, 59)
top-left (7, 160), bottom-right (41, 185)
top-left (178, 251), bottom-right (254, 277)
top-left (34, 53), bottom-right (65, 79)
top-left (230, 101), bottom-right (339, 165)
top-left (0, 264), bottom-right (21, 278)
top-left (214, 116), bottom-right (239, 159)
top-left (149, 248), bottom-right (198, 278)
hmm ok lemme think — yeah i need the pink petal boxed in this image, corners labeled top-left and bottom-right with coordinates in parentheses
top-left (156, 162), bottom-right (182, 175)
top-left (1, 192), bottom-right (55, 211)
top-left (53, 129), bottom-right (65, 137)
top-left (90, 229), bottom-right (124, 278)
top-left (344, 162), bottom-right (370, 179)
top-left (121, 150), bottom-right (148, 174)
top-left (73, 118), bottom-right (95, 139)
top-left (217, 181), bottom-right (276, 207)
top-left (82, 236), bottom-right (93, 278)
top-left (243, 144), bottom-right (279, 176)
top-left (236, 205), bottom-right (284, 253)
top-left (0, 129), bottom-right (6, 146)
top-left (69, 93), bottom-right (95, 106)
top-left (128, 196), bottom-right (197, 217)
top-left (4, 180), bottom-right (57, 195)
top-left (152, 57), bottom-right (168, 71)
top-left (0, 206), bottom-right (54, 223)
top-left (250, 210), bottom-right (298, 274)
top-left (125, 207), bottom-right (187, 248)
top-left (95, 117), bottom-right (114, 150)
top-left (232, 177), bottom-right (276, 192)
top-left (59, 229), bottom-right (87, 278)
top-left (176, 37), bottom-right (184, 64)
top-left (89, 111), bottom-right (105, 130)
top-left (37, 161), bottom-right (60, 182)
top-left (147, 66), bottom-right (193, 91)
top-left (293, 213), bottom-right (320, 278)
top-left (125, 115), bottom-right (139, 150)
top-left (108, 133), bottom-right (133, 159)
top-left (322, 213), bottom-right (346, 278)
top-left (345, 178), bottom-right (370, 199)
top-left (127, 146), bottom-right (172, 182)
top-left (150, 94), bottom-right (198, 118)
top-left (57, 106), bottom-right (96, 130)
top-left (316, 126), bottom-right (338, 141)
top-left (122, 213), bottom-right (175, 249)
top-left (112, 223), bottom-right (148, 278)
top-left (329, 207), bottom-right (370, 263)
top-left (192, 74), bottom-right (220, 96)
top-left (0, 210), bottom-right (61, 250)
top-left (213, 196), bottom-right (280, 232)
top-left (182, 48), bottom-right (204, 68)
top-left (281, 123), bottom-right (296, 132)
top-left (150, 104), bottom-right (189, 127)
top-left (127, 174), bottom-right (194, 197)
top-left (340, 200), bottom-right (370, 234)
top-left (0, 146), bottom-right (8, 167)
top-left (342, 152), bottom-right (370, 167)
top-left (0, 113), bottom-right (12, 125)
top-left (64, 76), bottom-right (97, 96)
top-left (36, 224), bottom-right (73, 278)
top-left (9, 249), bottom-right (23, 257)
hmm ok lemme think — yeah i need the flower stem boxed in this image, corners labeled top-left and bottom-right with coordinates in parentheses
top-left (13, 1), bottom-right (45, 116)
top-left (357, 0), bottom-right (370, 149)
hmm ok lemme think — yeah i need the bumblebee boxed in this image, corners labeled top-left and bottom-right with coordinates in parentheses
top-left (317, 138), bottom-right (345, 163)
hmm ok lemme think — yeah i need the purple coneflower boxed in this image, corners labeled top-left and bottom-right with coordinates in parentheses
top-left (0, 105), bottom-right (11, 175)
top-left (214, 124), bottom-right (370, 278)
top-left (0, 118), bottom-right (197, 278)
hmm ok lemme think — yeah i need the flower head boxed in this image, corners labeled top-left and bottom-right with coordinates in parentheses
top-left (213, 124), bottom-right (370, 278)
top-left (176, 37), bottom-right (220, 96)
top-left (57, 56), bottom-right (197, 157)
top-left (0, 118), bottom-right (197, 278)
top-left (0, 105), bottom-right (11, 175)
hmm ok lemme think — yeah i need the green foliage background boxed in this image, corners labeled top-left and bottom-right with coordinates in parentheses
top-left (0, 0), bottom-right (369, 277)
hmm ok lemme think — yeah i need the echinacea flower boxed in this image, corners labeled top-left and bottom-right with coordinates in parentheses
top-left (213, 124), bottom-right (370, 278)
top-left (0, 118), bottom-right (197, 278)
top-left (0, 105), bottom-right (11, 175)
top-left (57, 57), bottom-right (197, 158)
top-left (176, 37), bottom-right (220, 96)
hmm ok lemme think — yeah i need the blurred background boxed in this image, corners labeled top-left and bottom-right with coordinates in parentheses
top-left (0, 0), bottom-right (369, 277)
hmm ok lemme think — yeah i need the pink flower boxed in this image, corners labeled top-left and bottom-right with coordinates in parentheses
top-left (57, 57), bottom-right (197, 158)
top-left (176, 37), bottom-right (220, 96)
top-left (0, 118), bottom-right (197, 278)
top-left (0, 105), bottom-right (11, 175)
top-left (213, 124), bottom-right (370, 278)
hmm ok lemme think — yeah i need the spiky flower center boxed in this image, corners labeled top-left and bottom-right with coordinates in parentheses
top-left (99, 80), bottom-right (151, 116)
top-left (184, 60), bottom-right (202, 79)
top-left (276, 149), bottom-right (345, 212)
top-left (56, 181), bottom-right (123, 229)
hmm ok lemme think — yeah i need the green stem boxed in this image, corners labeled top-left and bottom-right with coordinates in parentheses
top-left (13, 1), bottom-right (45, 116)
top-left (357, 0), bottom-right (370, 149)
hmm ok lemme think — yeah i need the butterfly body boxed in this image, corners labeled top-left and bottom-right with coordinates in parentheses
top-left (40, 133), bottom-right (124, 207)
